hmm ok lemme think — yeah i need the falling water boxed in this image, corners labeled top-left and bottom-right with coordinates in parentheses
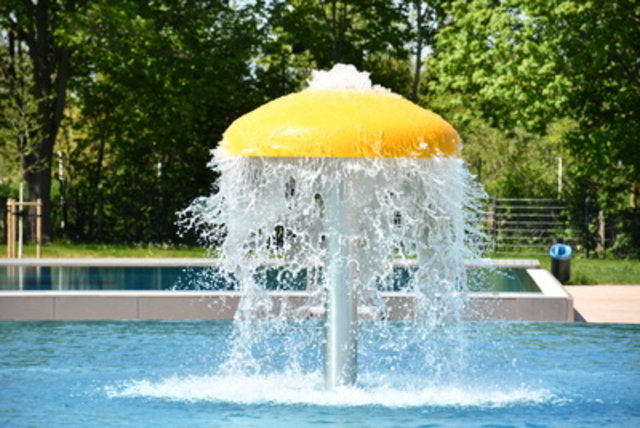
top-left (178, 65), bottom-right (488, 390)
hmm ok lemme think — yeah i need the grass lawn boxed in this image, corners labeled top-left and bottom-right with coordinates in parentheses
top-left (2, 243), bottom-right (638, 285)
top-left (0, 242), bottom-right (208, 258)
top-left (489, 253), bottom-right (640, 285)
top-left (547, 258), bottom-right (640, 285)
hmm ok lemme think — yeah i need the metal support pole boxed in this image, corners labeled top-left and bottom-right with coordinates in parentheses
top-left (7, 199), bottom-right (16, 258)
top-left (18, 183), bottom-right (24, 258)
top-left (557, 156), bottom-right (563, 197)
top-left (6, 199), bottom-right (10, 258)
top-left (324, 181), bottom-right (358, 389)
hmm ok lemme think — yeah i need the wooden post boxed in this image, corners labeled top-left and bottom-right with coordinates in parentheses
top-left (583, 197), bottom-right (591, 258)
top-left (36, 198), bottom-right (42, 258)
top-left (5, 199), bottom-right (43, 258)
top-left (597, 210), bottom-right (606, 258)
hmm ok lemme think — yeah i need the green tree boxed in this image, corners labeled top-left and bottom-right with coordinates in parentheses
top-left (1, 0), bottom-right (81, 242)
top-left (265, 0), bottom-right (412, 95)
top-left (430, 0), bottom-right (639, 187)
top-left (429, 0), bottom-right (640, 254)
top-left (404, 0), bottom-right (447, 102)
top-left (0, 41), bottom-right (43, 190)
top-left (59, 0), bottom-right (263, 242)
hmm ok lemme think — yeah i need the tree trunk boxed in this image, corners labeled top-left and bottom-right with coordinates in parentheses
top-left (411, 0), bottom-right (424, 102)
top-left (24, 164), bottom-right (53, 243)
top-left (88, 134), bottom-right (107, 240)
top-left (19, 0), bottom-right (74, 243)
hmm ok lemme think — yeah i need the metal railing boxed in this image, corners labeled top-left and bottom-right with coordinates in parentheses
top-left (484, 198), bottom-right (572, 255)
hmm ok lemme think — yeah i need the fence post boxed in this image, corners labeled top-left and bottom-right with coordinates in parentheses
top-left (584, 197), bottom-right (591, 258)
top-left (487, 199), bottom-right (495, 234)
top-left (491, 196), bottom-right (499, 250)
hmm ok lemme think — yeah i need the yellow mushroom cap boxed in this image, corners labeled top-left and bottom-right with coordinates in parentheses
top-left (220, 89), bottom-right (460, 158)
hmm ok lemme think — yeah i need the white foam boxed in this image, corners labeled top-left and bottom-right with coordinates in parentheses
top-left (306, 63), bottom-right (389, 92)
top-left (105, 372), bottom-right (554, 408)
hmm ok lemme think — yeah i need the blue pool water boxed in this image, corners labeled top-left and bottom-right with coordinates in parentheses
top-left (1, 321), bottom-right (638, 427)
top-left (0, 266), bottom-right (538, 292)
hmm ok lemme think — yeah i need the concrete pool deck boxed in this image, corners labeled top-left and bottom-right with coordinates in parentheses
top-left (566, 285), bottom-right (640, 324)
top-left (4, 283), bottom-right (636, 323)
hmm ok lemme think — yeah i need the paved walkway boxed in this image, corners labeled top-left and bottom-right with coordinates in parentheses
top-left (565, 285), bottom-right (640, 324)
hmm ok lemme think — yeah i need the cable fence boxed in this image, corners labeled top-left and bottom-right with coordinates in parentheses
top-left (483, 198), bottom-right (571, 255)
top-left (483, 197), bottom-right (639, 257)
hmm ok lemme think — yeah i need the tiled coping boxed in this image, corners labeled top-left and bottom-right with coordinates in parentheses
top-left (0, 259), bottom-right (573, 322)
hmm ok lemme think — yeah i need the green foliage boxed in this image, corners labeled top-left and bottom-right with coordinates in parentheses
top-left (0, 47), bottom-right (43, 186)
top-left (430, 0), bottom-right (639, 173)
top-left (1, 0), bottom-right (81, 242)
top-left (55, 0), bottom-right (264, 243)
top-left (0, 0), bottom-right (638, 257)
top-left (429, 93), bottom-right (578, 198)
top-left (429, 0), bottom-right (640, 255)
top-left (2, 0), bottom-right (431, 245)
top-left (265, 0), bottom-right (413, 96)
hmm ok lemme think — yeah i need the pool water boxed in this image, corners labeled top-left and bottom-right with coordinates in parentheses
top-left (1, 321), bottom-right (638, 427)
top-left (0, 266), bottom-right (538, 292)
top-left (0, 266), bottom-right (216, 291)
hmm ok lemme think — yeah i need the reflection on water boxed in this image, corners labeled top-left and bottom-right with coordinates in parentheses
top-left (0, 265), bottom-right (540, 292)
top-left (0, 266), bottom-right (204, 291)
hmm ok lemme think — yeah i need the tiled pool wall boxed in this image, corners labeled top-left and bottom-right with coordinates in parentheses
top-left (0, 258), bottom-right (573, 322)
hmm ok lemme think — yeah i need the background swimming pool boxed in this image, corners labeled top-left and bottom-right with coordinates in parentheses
top-left (0, 265), bottom-right (539, 292)
top-left (0, 321), bottom-right (638, 427)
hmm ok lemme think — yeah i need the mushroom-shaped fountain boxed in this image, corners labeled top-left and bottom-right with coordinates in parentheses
top-left (182, 64), bottom-right (483, 390)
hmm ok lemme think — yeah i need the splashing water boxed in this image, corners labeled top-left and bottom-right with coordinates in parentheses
top-left (107, 372), bottom-right (554, 408)
top-left (179, 64), bottom-right (487, 389)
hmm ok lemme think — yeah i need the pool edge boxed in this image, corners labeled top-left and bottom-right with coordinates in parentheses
top-left (0, 258), bottom-right (573, 322)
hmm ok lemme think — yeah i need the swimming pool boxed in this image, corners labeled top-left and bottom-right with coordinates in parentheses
top-left (1, 320), bottom-right (638, 427)
top-left (0, 258), bottom-right (573, 322)
top-left (0, 264), bottom-right (538, 292)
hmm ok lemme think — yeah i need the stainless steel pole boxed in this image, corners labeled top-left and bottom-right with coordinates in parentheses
top-left (324, 180), bottom-right (358, 389)
top-left (18, 183), bottom-right (23, 259)
top-left (6, 199), bottom-right (15, 258)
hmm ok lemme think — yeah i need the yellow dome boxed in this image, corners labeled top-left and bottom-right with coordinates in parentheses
top-left (220, 90), bottom-right (460, 158)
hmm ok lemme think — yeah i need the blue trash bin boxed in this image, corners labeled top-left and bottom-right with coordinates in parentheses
top-left (550, 242), bottom-right (572, 284)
